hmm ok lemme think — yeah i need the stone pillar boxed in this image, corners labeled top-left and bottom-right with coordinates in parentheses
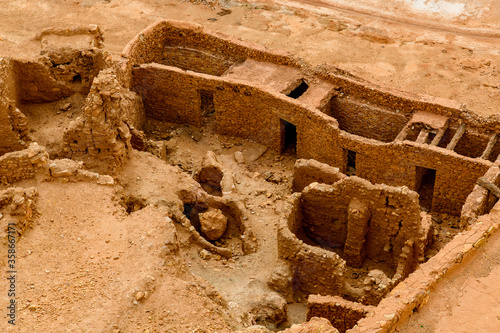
top-left (344, 198), bottom-right (371, 268)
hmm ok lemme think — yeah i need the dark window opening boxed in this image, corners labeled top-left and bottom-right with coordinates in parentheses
top-left (347, 150), bottom-right (356, 176)
top-left (287, 80), bottom-right (309, 99)
top-left (415, 167), bottom-right (436, 211)
top-left (281, 119), bottom-right (297, 153)
top-left (199, 90), bottom-right (215, 116)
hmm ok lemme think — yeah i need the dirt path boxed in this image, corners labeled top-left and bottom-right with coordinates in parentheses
top-left (283, 0), bottom-right (500, 39)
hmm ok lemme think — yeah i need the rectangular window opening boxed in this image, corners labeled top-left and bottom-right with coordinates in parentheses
top-left (199, 89), bottom-right (215, 116)
top-left (415, 167), bottom-right (436, 211)
top-left (347, 150), bottom-right (356, 176)
top-left (280, 119), bottom-right (297, 154)
top-left (287, 79), bottom-right (309, 99)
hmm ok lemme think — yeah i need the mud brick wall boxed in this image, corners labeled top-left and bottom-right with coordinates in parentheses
top-left (307, 295), bottom-right (374, 333)
top-left (132, 63), bottom-right (339, 154)
top-left (0, 144), bottom-right (49, 183)
top-left (300, 178), bottom-right (424, 269)
top-left (13, 49), bottom-right (106, 104)
top-left (278, 194), bottom-right (346, 296)
top-left (124, 20), bottom-right (493, 217)
top-left (331, 97), bottom-right (408, 143)
top-left (293, 159), bottom-right (347, 192)
top-left (350, 202), bottom-right (500, 333)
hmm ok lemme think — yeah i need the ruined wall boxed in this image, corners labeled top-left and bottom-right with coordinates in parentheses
top-left (300, 178), bottom-right (424, 269)
top-left (293, 159), bottom-right (347, 192)
top-left (331, 97), bottom-right (408, 143)
top-left (0, 144), bottom-right (49, 184)
top-left (307, 295), bottom-right (374, 333)
top-left (63, 69), bottom-right (144, 174)
top-left (14, 26), bottom-right (107, 104)
top-left (277, 194), bottom-right (346, 296)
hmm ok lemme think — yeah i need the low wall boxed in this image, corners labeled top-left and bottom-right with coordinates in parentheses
top-left (0, 144), bottom-right (49, 184)
top-left (307, 295), bottom-right (374, 333)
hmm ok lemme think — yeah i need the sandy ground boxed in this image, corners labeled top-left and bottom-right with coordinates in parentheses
top-left (0, 0), bottom-right (499, 115)
top-left (1, 0), bottom-right (500, 332)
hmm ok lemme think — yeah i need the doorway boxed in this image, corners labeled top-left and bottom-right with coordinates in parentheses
top-left (346, 150), bottom-right (357, 176)
top-left (415, 167), bottom-right (437, 210)
top-left (281, 119), bottom-right (297, 153)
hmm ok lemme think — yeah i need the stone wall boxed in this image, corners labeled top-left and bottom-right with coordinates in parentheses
top-left (277, 194), bottom-right (346, 296)
top-left (293, 159), bottom-right (347, 192)
top-left (299, 178), bottom-right (426, 270)
top-left (337, 137), bottom-right (490, 215)
top-left (0, 143), bottom-right (49, 184)
top-left (307, 295), bottom-right (374, 333)
top-left (348, 200), bottom-right (500, 333)
top-left (120, 20), bottom-right (301, 88)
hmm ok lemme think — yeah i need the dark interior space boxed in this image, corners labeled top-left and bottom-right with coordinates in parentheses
top-left (281, 119), bottom-right (297, 153)
top-left (199, 89), bottom-right (215, 116)
top-left (416, 167), bottom-right (436, 211)
top-left (347, 150), bottom-right (356, 176)
top-left (287, 80), bottom-right (309, 99)
top-left (453, 131), bottom-right (488, 158)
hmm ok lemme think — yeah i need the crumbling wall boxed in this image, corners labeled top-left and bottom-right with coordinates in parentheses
top-left (0, 143), bottom-right (49, 184)
top-left (307, 295), bottom-right (374, 333)
top-left (293, 159), bottom-right (347, 192)
top-left (277, 194), bottom-right (346, 296)
top-left (350, 201), bottom-right (500, 333)
top-left (63, 69), bottom-right (144, 174)
top-left (300, 178), bottom-right (424, 269)
top-left (14, 25), bottom-right (107, 103)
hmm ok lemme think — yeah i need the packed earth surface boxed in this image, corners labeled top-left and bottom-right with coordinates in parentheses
top-left (1, 1), bottom-right (500, 332)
